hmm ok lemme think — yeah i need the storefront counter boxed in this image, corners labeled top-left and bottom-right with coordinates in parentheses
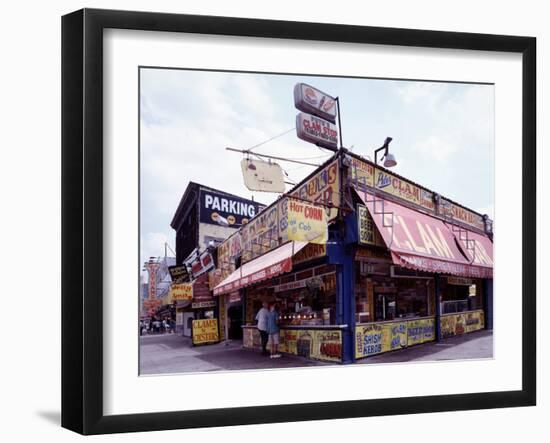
top-left (355, 316), bottom-right (436, 359)
top-left (440, 309), bottom-right (484, 338)
top-left (242, 324), bottom-right (346, 363)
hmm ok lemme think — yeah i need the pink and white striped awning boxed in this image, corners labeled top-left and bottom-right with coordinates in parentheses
top-left (213, 241), bottom-right (308, 296)
top-left (359, 193), bottom-right (493, 278)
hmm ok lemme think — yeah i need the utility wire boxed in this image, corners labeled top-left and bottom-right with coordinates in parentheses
top-left (247, 127), bottom-right (295, 152)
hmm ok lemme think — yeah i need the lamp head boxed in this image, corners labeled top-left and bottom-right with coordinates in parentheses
top-left (383, 152), bottom-right (397, 168)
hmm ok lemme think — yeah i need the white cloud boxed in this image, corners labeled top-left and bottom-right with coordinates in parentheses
top-left (412, 135), bottom-right (459, 164)
top-left (140, 69), bottom-right (333, 221)
top-left (396, 82), bottom-right (449, 105)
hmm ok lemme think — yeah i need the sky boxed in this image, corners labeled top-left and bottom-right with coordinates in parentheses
top-left (140, 68), bottom-right (494, 270)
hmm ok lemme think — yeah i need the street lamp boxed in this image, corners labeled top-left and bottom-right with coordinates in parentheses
top-left (374, 137), bottom-right (397, 168)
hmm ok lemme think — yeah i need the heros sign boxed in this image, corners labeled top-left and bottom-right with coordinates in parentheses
top-left (199, 189), bottom-right (265, 227)
top-left (294, 83), bottom-right (337, 123)
top-left (169, 283), bottom-right (193, 301)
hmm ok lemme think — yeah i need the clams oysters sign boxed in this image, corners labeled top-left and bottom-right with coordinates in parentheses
top-left (294, 83), bottom-right (339, 151)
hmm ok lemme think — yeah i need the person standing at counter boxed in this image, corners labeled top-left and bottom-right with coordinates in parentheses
top-left (267, 303), bottom-right (281, 358)
top-left (255, 301), bottom-right (270, 356)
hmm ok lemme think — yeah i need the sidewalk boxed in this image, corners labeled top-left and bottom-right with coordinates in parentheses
top-left (140, 330), bottom-right (493, 375)
top-left (139, 334), bottom-right (329, 375)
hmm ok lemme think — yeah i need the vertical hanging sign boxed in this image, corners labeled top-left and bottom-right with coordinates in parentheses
top-left (294, 83), bottom-right (337, 123)
top-left (294, 83), bottom-right (339, 152)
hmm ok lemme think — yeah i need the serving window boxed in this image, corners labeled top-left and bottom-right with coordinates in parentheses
top-left (368, 276), bottom-right (434, 322)
top-left (246, 270), bottom-right (338, 326)
top-left (441, 277), bottom-right (484, 314)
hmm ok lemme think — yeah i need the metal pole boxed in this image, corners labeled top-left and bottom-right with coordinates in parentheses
top-left (336, 97), bottom-right (344, 149)
top-left (435, 274), bottom-right (442, 342)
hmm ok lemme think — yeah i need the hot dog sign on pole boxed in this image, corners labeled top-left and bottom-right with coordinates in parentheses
top-left (294, 83), bottom-right (340, 152)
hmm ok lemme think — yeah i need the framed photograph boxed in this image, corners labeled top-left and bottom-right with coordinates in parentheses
top-left (61, 8), bottom-right (536, 435)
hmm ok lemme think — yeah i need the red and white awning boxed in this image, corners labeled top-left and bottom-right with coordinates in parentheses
top-left (359, 193), bottom-right (493, 278)
top-left (213, 241), bottom-right (308, 296)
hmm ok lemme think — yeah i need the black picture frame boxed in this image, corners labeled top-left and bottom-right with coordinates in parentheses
top-left (61, 8), bottom-right (536, 435)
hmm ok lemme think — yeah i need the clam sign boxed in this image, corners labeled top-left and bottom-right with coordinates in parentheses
top-left (294, 83), bottom-right (339, 151)
top-left (296, 112), bottom-right (338, 151)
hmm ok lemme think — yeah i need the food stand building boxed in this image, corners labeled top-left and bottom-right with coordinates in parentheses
top-left (170, 182), bottom-right (266, 337)
top-left (211, 150), bottom-right (493, 363)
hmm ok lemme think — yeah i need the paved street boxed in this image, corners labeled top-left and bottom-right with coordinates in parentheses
top-left (139, 330), bottom-right (493, 375)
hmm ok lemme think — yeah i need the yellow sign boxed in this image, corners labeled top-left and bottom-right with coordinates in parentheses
top-left (440, 310), bottom-right (484, 338)
top-left (291, 159), bottom-right (340, 222)
top-left (440, 199), bottom-right (486, 231)
top-left (219, 294), bottom-right (227, 341)
top-left (311, 330), bottom-right (342, 362)
top-left (357, 204), bottom-right (384, 246)
top-left (279, 329), bottom-right (342, 362)
top-left (287, 198), bottom-right (328, 244)
top-left (349, 157), bottom-right (375, 188)
top-left (241, 204), bottom-right (279, 263)
top-left (407, 318), bottom-right (436, 346)
top-left (375, 169), bottom-right (421, 205)
top-left (355, 323), bottom-right (384, 357)
top-left (170, 283), bottom-right (193, 301)
top-left (355, 318), bottom-right (436, 359)
top-left (192, 318), bottom-right (219, 345)
top-left (293, 243), bottom-right (326, 265)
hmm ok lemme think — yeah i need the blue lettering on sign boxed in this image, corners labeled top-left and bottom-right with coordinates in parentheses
top-left (376, 173), bottom-right (391, 189)
top-left (364, 343), bottom-right (382, 355)
top-left (390, 336), bottom-right (402, 349)
top-left (392, 324), bottom-right (406, 334)
top-left (364, 333), bottom-right (382, 345)
top-left (363, 333), bottom-right (382, 355)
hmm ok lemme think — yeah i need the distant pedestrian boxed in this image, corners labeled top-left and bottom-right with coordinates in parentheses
top-left (255, 301), bottom-right (270, 356)
top-left (267, 303), bottom-right (281, 358)
top-left (139, 320), bottom-right (144, 336)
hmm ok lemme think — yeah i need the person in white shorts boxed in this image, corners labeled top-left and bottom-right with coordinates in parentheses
top-left (266, 302), bottom-right (281, 358)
